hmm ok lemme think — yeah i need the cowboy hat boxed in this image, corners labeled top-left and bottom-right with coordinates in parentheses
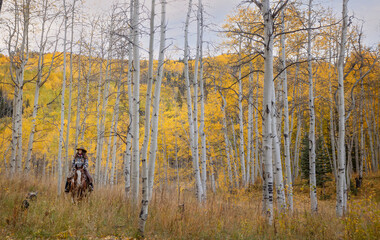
top-left (76, 146), bottom-right (87, 153)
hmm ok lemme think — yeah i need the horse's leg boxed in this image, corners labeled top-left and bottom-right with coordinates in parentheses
top-left (71, 191), bottom-right (75, 204)
top-left (70, 179), bottom-right (75, 204)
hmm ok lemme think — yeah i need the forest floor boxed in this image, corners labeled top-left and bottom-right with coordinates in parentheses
top-left (0, 173), bottom-right (380, 239)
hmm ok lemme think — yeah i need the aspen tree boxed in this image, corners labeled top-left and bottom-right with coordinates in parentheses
top-left (238, 43), bottom-right (246, 186)
top-left (198, 0), bottom-right (208, 197)
top-left (254, 72), bottom-right (260, 181)
top-left (251, 0), bottom-right (288, 224)
top-left (7, 0), bottom-right (31, 173)
top-left (139, 1), bottom-right (167, 234)
top-left (210, 153), bottom-right (216, 192)
top-left (95, 24), bottom-right (107, 184)
top-left (336, 0), bottom-right (349, 217)
top-left (359, 67), bottom-right (365, 181)
top-left (247, 63), bottom-right (254, 184)
top-left (131, 0), bottom-right (141, 204)
top-left (328, 47), bottom-right (338, 180)
top-left (25, 0), bottom-right (59, 172)
top-left (191, 0), bottom-right (204, 200)
top-left (74, 19), bottom-right (84, 149)
top-left (80, 17), bottom-right (97, 141)
top-left (231, 118), bottom-right (240, 187)
top-left (57, 0), bottom-right (69, 194)
top-left (293, 62), bottom-right (302, 180)
top-left (141, 0), bottom-right (156, 193)
top-left (105, 107), bottom-right (116, 185)
top-left (65, 0), bottom-right (78, 175)
top-left (280, 10), bottom-right (293, 212)
top-left (124, 1), bottom-right (134, 197)
top-left (271, 82), bottom-right (286, 211)
top-left (307, 0), bottom-right (318, 213)
top-left (96, 19), bottom-right (113, 184)
top-left (184, 0), bottom-right (204, 202)
top-left (110, 57), bottom-right (125, 185)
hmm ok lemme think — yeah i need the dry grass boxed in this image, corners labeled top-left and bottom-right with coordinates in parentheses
top-left (1, 174), bottom-right (379, 239)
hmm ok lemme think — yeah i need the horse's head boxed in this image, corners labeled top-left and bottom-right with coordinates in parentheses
top-left (73, 168), bottom-right (85, 188)
top-left (76, 169), bottom-right (82, 187)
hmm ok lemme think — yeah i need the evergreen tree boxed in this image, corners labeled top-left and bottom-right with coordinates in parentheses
top-left (0, 89), bottom-right (12, 118)
top-left (301, 135), bottom-right (332, 187)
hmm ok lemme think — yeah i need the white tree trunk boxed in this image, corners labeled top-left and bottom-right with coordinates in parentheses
top-left (271, 83), bottom-right (286, 212)
top-left (80, 21), bottom-right (95, 141)
top-left (247, 64), bottom-right (254, 185)
top-left (8, 0), bottom-right (31, 174)
top-left (110, 65), bottom-right (124, 185)
top-left (307, 0), bottom-right (318, 213)
top-left (104, 113), bottom-right (116, 185)
top-left (10, 87), bottom-right (17, 174)
top-left (94, 62), bottom-right (103, 183)
top-left (359, 81), bottom-right (364, 180)
top-left (65, 0), bottom-right (77, 176)
top-left (183, 0), bottom-right (204, 202)
top-left (140, 0), bottom-right (156, 193)
top-left (95, 29), bottom-right (107, 184)
top-left (25, 0), bottom-right (50, 172)
top-left (192, 0), bottom-right (204, 201)
top-left (198, 1), bottom-right (207, 198)
top-left (293, 112), bottom-right (302, 180)
top-left (124, 0), bottom-right (135, 197)
top-left (139, 1), bottom-right (166, 234)
top-left (8, 2), bottom-right (19, 174)
top-left (57, 0), bottom-right (69, 194)
top-left (16, 72), bottom-right (23, 173)
top-left (97, 13), bottom-right (116, 184)
top-left (210, 154), bottom-right (216, 192)
top-left (74, 21), bottom-right (84, 149)
top-left (254, 74), bottom-right (260, 181)
top-left (96, 57), bottom-right (111, 184)
top-left (280, 10), bottom-right (293, 212)
top-left (238, 61), bottom-right (246, 186)
top-left (143, 0), bottom-right (156, 199)
top-left (329, 66), bottom-right (338, 181)
top-left (131, 0), bottom-right (141, 204)
top-left (124, 140), bottom-right (131, 195)
top-left (255, 0), bottom-right (278, 224)
top-left (336, 0), bottom-right (348, 217)
top-left (231, 118), bottom-right (240, 188)
top-left (292, 61), bottom-right (301, 181)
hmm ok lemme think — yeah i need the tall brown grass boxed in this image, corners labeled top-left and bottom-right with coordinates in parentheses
top-left (1, 174), bottom-right (379, 239)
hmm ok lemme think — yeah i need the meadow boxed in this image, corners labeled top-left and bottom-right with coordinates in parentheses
top-left (1, 174), bottom-right (379, 239)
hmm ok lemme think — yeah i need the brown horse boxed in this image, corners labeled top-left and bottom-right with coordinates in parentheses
top-left (69, 167), bottom-right (89, 204)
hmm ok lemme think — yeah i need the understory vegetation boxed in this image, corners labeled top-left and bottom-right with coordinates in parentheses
top-left (1, 174), bottom-right (379, 239)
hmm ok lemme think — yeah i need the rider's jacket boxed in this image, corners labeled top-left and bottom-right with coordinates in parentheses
top-left (72, 154), bottom-right (88, 170)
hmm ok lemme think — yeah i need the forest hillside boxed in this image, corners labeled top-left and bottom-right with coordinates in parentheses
top-left (0, 0), bottom-right (379, 238)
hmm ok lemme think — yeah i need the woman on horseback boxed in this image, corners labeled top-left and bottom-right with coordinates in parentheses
top-left (64, 146), bottom-right (94, 192)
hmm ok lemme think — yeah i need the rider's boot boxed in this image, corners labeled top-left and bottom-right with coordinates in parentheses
top-left (89, 182), bottom-right (94, 192)
top-left (64, 181), bottom-right (70, 193)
